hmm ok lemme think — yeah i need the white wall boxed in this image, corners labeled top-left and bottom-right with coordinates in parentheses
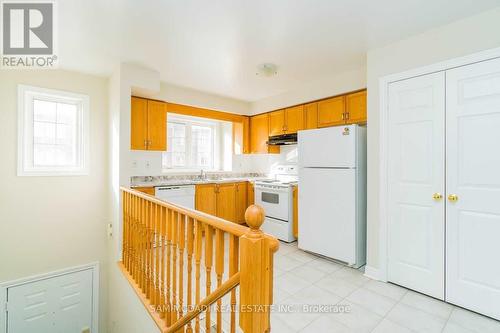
top-left (365, 6), bottom-right (500, 272)
top-left (251, 67), bottom-right (367, 114)
top-left (0, 70), bottom-right (110, 332)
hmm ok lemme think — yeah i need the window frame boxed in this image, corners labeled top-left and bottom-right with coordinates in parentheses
top-left (17, 85), bottom-right (90, 176)
top-left (162, 115), bottom-right (221, 172)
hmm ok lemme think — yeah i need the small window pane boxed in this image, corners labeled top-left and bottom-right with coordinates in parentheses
top-left (33, 99), bottom-right (56, 122)
top-left (33, 121), bottom-right (56, 144)
top-left (56, 123), bottom-right (74, 145)
top-left (33, 144), bottom-right (56, 166)
top-left (56, 103), bottom-right (77, 124)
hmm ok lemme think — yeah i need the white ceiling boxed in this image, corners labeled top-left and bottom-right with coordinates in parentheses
top-left (58, 0), bottom-right (500, 101)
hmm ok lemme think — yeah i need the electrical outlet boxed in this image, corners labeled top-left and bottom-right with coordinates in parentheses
top-left (81, 327), bottom-right (90, 333)
top-left (132, 160), bottom-right (138, 168)
top-left (145, 160), bottom-right (150, 169)
top-left (107, 223), bottom-right (113, 237)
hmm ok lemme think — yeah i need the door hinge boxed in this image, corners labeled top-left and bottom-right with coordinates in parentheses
top-left (4, 301), bottom-right (8, 313)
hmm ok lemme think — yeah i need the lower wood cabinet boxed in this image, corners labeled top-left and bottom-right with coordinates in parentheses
top-left (133, 186), bottom-right (155, 195)
top-left (247, 182), bottom-right (255, 207)
top-left (235, 182), bottom-right (248, 224)
top-left (195, 182), bottom-right (248, 224)
top-left (216, 183), bottom-right (237, 222)
top-left (195, 183), bottom-right (217, 216)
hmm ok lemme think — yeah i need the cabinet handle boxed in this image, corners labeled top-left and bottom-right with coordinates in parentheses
top-left (144, 139), bottom-right (148, 148)
top-left (341, 113), bottom-right (345, 120)
top-left (345, 112), bottom-right (349, 120)
top-left (448, 194), bottom-right (459, 202)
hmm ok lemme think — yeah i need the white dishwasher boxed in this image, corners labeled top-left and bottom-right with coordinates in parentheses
top-left (155, 185), bottom-right (195, 209)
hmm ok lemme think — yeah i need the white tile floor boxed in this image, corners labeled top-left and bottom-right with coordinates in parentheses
top-left (270, 241), bottom-right (500, 333)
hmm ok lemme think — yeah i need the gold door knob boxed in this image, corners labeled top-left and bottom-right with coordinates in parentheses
top-left (448, 194), bottom-right (459, 202)
top-left (432, 193), bottom-right (443, 201)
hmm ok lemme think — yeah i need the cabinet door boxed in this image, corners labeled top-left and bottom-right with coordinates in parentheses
top-left (247, 182), bottom-right (255, 206)
top-left (147, 100), bottom-right (167, 151)
top-left (235, 182), bottom-right (248, 224)
top-left (345, 90), bottom-right (367, 124)
top-left (195, 184), bottom-right (217, 216)
top-left (304, 102), bottom-right (318, 129)
top-left (269, 110), bottom-right (286, 136)
top-left (285, 105), bottom-right (305, 134)
top-left (293, 186), bottom-right (298, 238)
top-left (233, 118), bottom-right (250, 154)
top-left (131, 97), bottom-right (148, 150)
top-left (317, 96), bottom-right (346, 128)
top-left (216, 183), bottom-right (236, 222)
top-left (134, 186), bottom-right (155, 195)
top-left (250, 114), bottom-right (279, 154)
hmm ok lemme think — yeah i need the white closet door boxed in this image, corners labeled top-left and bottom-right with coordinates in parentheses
top-left (387, 72), bottom-right (445, 299)
top-left (446, 57), bottom-right (500, 320)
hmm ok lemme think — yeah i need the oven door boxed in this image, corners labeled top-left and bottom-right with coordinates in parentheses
top-left (255, 185), bottom-right (290, 221)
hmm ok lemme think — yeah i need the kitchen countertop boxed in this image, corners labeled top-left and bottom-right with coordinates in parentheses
top-left (130, 173), bottom-right (268, 188)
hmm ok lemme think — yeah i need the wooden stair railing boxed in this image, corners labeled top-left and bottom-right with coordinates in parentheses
top-left (120, 187), bottom-right (279, 333)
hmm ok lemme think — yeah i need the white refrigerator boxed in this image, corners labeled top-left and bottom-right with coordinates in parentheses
top-left (298, 125), bottom-right (367, 268)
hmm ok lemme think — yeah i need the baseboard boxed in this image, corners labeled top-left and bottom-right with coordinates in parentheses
top-left (364, 265), bottom-right (382, 281)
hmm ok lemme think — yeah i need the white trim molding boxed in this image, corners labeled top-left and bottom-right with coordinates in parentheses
top-left (364, 265), bottom-right (382, 281)
top-left (378, 46), bottom-right (500, 282)
top-left (0, 262), bottom-right (100, 333)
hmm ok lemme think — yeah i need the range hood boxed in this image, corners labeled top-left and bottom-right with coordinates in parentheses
top-left (267, 133), bottom-right (297, 145)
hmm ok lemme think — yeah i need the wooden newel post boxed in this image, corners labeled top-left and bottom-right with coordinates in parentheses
top-left (239, 205), bottom-right (278, 333)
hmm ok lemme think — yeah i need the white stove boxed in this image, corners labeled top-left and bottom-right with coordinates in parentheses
top-left (254, 165), bottom-right (297, 242)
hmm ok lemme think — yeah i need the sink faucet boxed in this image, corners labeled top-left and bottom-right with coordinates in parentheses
top-left (199, 169), bottom-right (206, 180)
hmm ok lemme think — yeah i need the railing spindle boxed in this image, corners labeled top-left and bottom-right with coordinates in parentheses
top-left (194, 220), bottom-right (203, 333)
top-left (155, 203), bottom-right (161, 310)
top-left (229, 234), bottom-right (239, 333)
top-left (160, 206), bottom-right (166, 319)
top-left (204, 224), bottom-right (214, 333)
top-left (171, 211), bottom-right (178, 326)
top-left (178, 214), bottom-right (186, 333)
top-left (166, 209), bottom-right (173, 326)
top-left (215, 229), bottom-right (225, 333)
top-left (186, 217), bottom-right (195, 333)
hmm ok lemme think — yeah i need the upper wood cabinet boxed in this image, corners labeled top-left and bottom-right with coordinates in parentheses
top-left (345, 90), bottom-right (367, 124)
top-left (317, 95), bottom-right (346, 128)
top-left (249, 113), bottom-right (279, 154)
top-left (269, 107), bottom-right (305, 135)
top-left (131, 97), bottom-right (148, 150)
top-left (131, 97), bottom-right (167, 151)
top-left (268, 110), bottom-right (286, 136)
top-left (304, 102), bottom-right (318, 130)
top-left (285, 105), bottom-right (305, 134)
